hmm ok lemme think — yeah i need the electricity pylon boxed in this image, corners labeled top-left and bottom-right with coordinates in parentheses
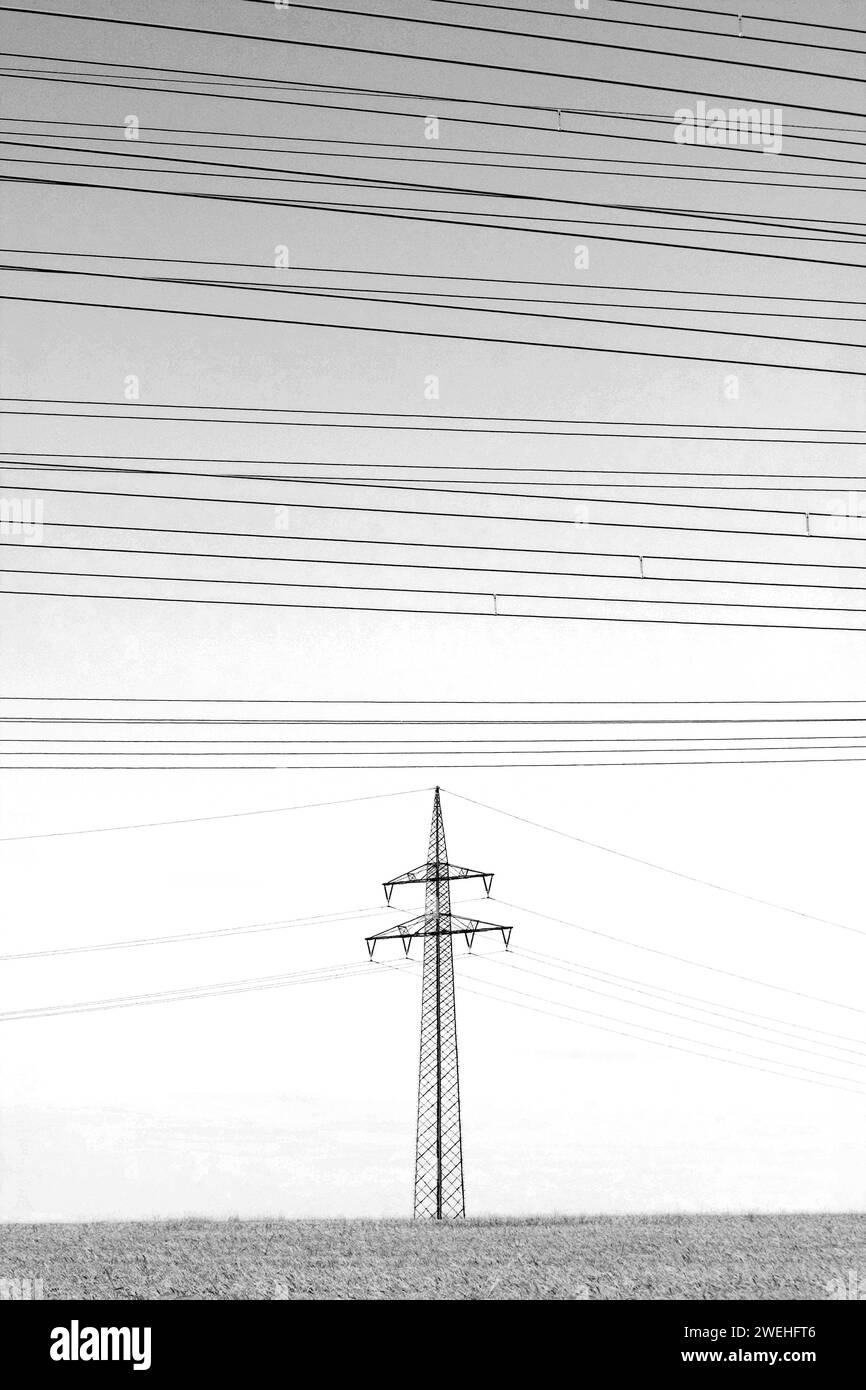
top-left (366, 787), bottom-right (512, 1220)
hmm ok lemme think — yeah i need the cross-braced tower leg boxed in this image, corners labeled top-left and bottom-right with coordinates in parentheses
top-left (414, 789), bottom-right (465, 1220)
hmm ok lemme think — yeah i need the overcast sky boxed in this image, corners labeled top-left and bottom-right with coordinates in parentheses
top-left (1, 0), bottom-right (865, 1220)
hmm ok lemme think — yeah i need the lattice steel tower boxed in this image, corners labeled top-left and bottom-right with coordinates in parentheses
top-left (366, 788), bottom-right (512, 1220)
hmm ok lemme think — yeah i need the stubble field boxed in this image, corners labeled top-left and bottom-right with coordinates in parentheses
top-left (1, 1213), bottom-right (862, 1300)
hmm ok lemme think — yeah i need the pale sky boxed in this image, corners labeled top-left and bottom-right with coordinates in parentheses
top-left (1, 0), bottom-right (865, 1220)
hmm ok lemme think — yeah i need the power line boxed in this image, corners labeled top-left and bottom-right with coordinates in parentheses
top-left (491, 952), bottom-right (866, 1070)
top-left (9, 167), bottom-right (866, 269)
top-left (383, 0), bottom-right (866, 55)
top-left (5, 588), bottom-right (866, 633)
top-left (5, 266), bottom-right (866, 351)
top-left (484, 898), bottom-right (866, 1016)
top-left (6, 264), bottom-right (866, 325)
top-left (457, 957), bottom-right (866, 1095)
top-left (20, 518), bottom-right (866, 585)
top-left (23, 472), bottom-right (866, 496)
top-left (3, 475), bottom-right (862, 542)
top-left (7, 129), bottom-right (866, 194)
top-left (8, 101), bottom-right (866, 142)
top-left (7, 716), bottom-right (866, 726)
top-left (0, 959), bottom-right (380, 1023)
top-left (599, 1), bottom-right (866, 40)
top-left (8, 451), bottom-right (866, 474)
top-left (6, 145), bottom-right (866, 246)
top-left (7, 4), bottom-right (866, 102)
top-left (9, 757), bottom-right (866, 769)
top-left (4, 698), bottom-right (866, 706)
top-left (0, 905), bottom-right (394, 961)
top-left (11, 536), bottom-right (866, 603)
top-left (9, 563), bottom-right (866, 620)
top-left (8, 745), bottom-right (866, 767)
top-left (7, 454), bottom-right (863, 521)
top-left (10, 139), bottom-right (866, 218)
top-left (285, 1), bottom-right (866, 76)
top-left (381, 955), bottom-right (866, 1098)
top-left (514, 946), bottom-right (866, 1051)
top-left (5, 746), bottom-right (866, 766)
top-left (4, 57), bottom-right (865, 142)
top-left (446, 795), bottom-right (866, 939)
top-left (18, 540), bottom-right (866, 599)
top-left (10, 739), bottom-right (866, 748)
top-left (6, 427), bottom-right (866, 449)
top-left (5, 397), bottom-right (865, 429)
top-left (10, 250), bottom-right (860, 307)
top-left (8, 62), bottom-right (866, 152)
top-left (5, 286), bottom-right (866, 374)
top-left (0, 786), bottom-right (429, 842)
top-left (10, 141), bottom-right (866, 238)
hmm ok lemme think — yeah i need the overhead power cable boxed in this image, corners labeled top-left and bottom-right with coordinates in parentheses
top-left (491, 953), bottom-right (866, 1069)
top-left (6, 4), bottom-right (866, 104)
top-left (7, 103), bottom-right (866, 143)
top-left (380, 955), bottom-right (866, 1098)
top-left (8, 168), bottom-right (866, 272)
top-left (4, 54), bottom-right (866, 139)
top-left (7, 715), bottom-right (866, 725)
top-left (5, 260), bottom-right (866, 324)
top-left (483, 898), bottom-right (866, 1016)
top-left (457, 956), bottom-right (866, 1095)
top-left (4, 266), bottom-right (865, 352)
top-left (14, 519), bottom-right (866, 589)
top-left (445, 793), bottom-right (866, 939)
top-left (9, 564), bottom-right (866, 621)
top-left (4, 289), bottom-right (866, 375)
top-left (597, 0), bottom-right (866, 39)
top-left (8, 450), bottom-right (866, 471)
top-left (17, 540), bottom-right (866, 600)
top-left (0, 786), bottom-right (429, 843)
top-left (6, 129), bottom-right (866, 193)
top-left (7, 63), bottom-right (866, 151)
top-left (8, 755), bottom-right (866, 765)
top-left (513, 946), bottom-right (866, 1051)
top-left (7, 453), bottom-right (865, 522)
top-left (378, 0), bottom-right (866, 55)
top-left (3, 698), bottom-right (864, 706)
top-left (8, 250), bottom-right (861, 308)
top-left (4, 475), bottom-right (865, 542)
top-left (6, 587), bottom-right (866, 633)
top-left (6, 170), bottom-right (866, 273)
top-left (0, 959), bottom-right (380, 1023)
top-left (0, 905), bottom-right (395, 961)
top-left (10, 739), bottom-right (866, 751)
top-left (6, 143), bottom-right (866, 244)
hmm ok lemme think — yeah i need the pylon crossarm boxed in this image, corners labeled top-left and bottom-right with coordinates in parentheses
top-left (450, 914), bottom-right (513, 947)
top-left (367, 913), bottom-right (425, 943)
top-left (445, 865), bottom-right (494, 889)
top-left (383, 864), bottom-right (494, 901)
top-left (369, 919), bottom-right (507, 947)
top-left (382, 864), bottom-right (428, 902)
